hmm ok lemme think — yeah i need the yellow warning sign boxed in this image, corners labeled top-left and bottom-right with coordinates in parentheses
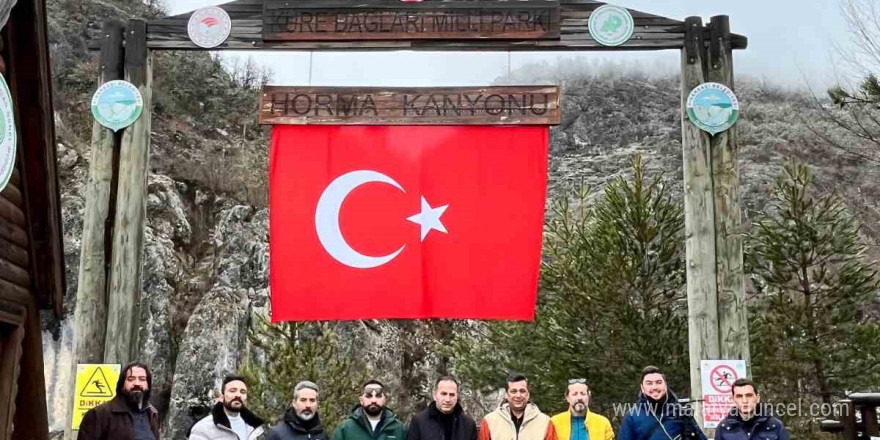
top-left (72, 364), bottom-right (120, 430)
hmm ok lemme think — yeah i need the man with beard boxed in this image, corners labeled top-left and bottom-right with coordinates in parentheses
top-left (716, 379), bottom-right (789, 440)
top-left (77, 362), bottom-right (160, 440)
top-left (267, 380), bottom-right (330, 440)
top-left (479, 373), bottom-right (557, 440)
top-left (618, 366), bottom-right (706, 440)
top-left (551, 380), bottom-right (614, 440)
top-left (190, 375), bottom-right (266, 439)
top-left (332, 380), bottom-right (406, 440)
top-left (406, 376), bottom-right (477, 440)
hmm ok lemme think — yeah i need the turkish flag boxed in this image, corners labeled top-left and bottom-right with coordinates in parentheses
top-left (269, 125), bottom-right (548, 322)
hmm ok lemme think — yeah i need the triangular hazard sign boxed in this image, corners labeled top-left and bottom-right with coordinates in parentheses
top-left (80, 367), bottom-right (114, 398)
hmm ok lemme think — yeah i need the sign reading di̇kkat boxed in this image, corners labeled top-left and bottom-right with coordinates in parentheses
top-left (686, 82), bottom-right (740, 136)
top-left (72, 364), bottom-right (121, 430)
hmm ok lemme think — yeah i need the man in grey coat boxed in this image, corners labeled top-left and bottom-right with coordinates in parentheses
top-left (190, 375), bottom-right (266, 440)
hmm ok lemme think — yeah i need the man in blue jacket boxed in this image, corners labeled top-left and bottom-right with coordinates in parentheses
top-left (618, 366), bottom-right (706, 440)
top-left (716, 379), bottom-right (789, 440)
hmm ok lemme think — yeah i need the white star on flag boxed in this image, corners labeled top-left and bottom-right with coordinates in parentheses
top-left (407, 197), bottom-right (448, 241)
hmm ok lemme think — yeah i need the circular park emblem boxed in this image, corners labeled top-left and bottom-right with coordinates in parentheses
top-left (686, 82), bottom-right (741, 136)
top-left (0, 75), bottom-right (16, 193)
top-left (589, 5), bottom-right (634, 46)
top-left (188, 6), bottom-right (232, 49)
top-left (91, 80), bottom-right (143, 132)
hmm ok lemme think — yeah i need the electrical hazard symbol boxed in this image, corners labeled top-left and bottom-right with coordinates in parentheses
top-left (72, 364), bottom-right (120, 430)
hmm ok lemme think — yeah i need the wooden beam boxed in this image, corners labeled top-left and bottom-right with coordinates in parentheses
top-left (105, 20), bottom-right (151, 364)
top-left (680, 16), bottom-right (720, 430)
top-left (67, 19), bottom-right (123, 439)
top-left (707, 15), bottom-right (750, 367)
top-left (12, 296), bottom-right (48, 440)
top-left (259, 86), bottom-right (561, 125)
top-left (83, 0), bottom-right (747, 51)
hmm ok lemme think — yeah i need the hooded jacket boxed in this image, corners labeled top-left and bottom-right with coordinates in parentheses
top-left (267, 407), bottom-right (330, 440)
top-left (76, 362), bottom-right (160, 440)
top-left (715, 407), bottom-right (789, 440)
top-left (617, 393), bottom-right (706, 440)
top-left (332, 406), bottom-right (407, 440)
top-left (551, 410), bottom-right (614, 440)
top-left (406, 402), bottom-right (477, 440)
top-left (479, 403), bottom-right (557, 440)
top-left (189, 402), bottom-right (267, 440)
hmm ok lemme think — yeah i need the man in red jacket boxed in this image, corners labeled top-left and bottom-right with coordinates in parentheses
top-left (77, 362), bottom-right (160, 440)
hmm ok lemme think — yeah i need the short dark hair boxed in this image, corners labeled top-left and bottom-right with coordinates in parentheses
top-left (435, 375), bottom-right (459, 391)
top-left (640, 366), bottom-right (666, 383)
top-left (731, 378), bottom-right (759, 396)
top-left (506, 373), bottom-right (528, 390)
top-left (364, 379), bottom-right (384, 389)
top-left (222, 375), bottom-right (247, 393)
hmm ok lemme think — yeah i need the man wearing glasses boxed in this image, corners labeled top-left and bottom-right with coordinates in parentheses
top-left (332, 380), bottom-right (407, 440)
top-left (479, 373), bottom-right (557, 440)
top-left (550, 379), bottom-right (614, 440)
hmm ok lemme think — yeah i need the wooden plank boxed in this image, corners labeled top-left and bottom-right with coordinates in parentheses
top-left (12, 297), bottom-right (48, 440)
top-left (0, 183), bottom-right (22, 208)
top-left (681, 16), bottom-right (719, 430)
top-left (262, 1), bottom-right (561, 41)
top-left (708, 15), bottom-right (749, 367)
top-left (0, 256), bottom-right (30, 289)
top-left (105, 20), bottom-right (151, 365)
top-left (0, 236), bottom-right (28, 269)
top-left (259, 85), bottom-right (561, 125)
top-left (0, 322), bottom-right (23, 440)
top-left (0, 198), bottom-right (24, 228)
top-left (68, 20), bottom-right (123, 438)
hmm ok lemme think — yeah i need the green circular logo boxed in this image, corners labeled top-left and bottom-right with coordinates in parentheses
top-left (91, 80), bottom-right (143, 132)
top-left (686, 82), bottom-right (741, 136)
top-left (589, 5), bottom-right (635, 47)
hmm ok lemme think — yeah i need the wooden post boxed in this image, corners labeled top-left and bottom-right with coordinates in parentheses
top-left (681, 16), bottom-right (720, 429)
top-left (67, 20), bottom-right (124, 440)
top-left (105, 20), bottom-right (151, 364)
top-left (707, 15), bottom-right (750, 367)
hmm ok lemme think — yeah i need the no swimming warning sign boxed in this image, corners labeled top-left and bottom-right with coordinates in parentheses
top-left (72, 364), bottom-right (120, 430)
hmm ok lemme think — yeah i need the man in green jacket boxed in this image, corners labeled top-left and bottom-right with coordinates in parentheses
top-left (333, 380), bottom-right (407, 440)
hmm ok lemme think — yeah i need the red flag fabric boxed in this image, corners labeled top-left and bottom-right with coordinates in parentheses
top-left (269, 125), bottom-right (548, 322)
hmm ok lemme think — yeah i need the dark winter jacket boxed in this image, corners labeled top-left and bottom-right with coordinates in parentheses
top-left (617, 393), bottom-right (706, 440)
top-left (406, 403), bottom-right (477, 440)
top-left (715, 408), bottom-right (789, 440)
top-left (267, 408), bottom-right (330, 440)
top-left (76, 395), bottom-right (160, 440)
top-left (332, 406), bottom-right (407, 440)
top-left (189, 402), bottom-right (267, 439)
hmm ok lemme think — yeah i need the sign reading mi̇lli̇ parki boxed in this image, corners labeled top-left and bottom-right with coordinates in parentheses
top-left (259, 86), bottom-right (561, 125)
top-left (262, 0), bottom-right (561, 41)
top-left (259, 86), bottom-right (562, 125)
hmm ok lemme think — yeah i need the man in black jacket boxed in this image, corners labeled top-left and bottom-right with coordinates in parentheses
top-left (716, 379), bottom-right (789, 440)
top-left (268, 380), bottom-right (330, 440)
top-left (407, 376), bottom-right (477, 440)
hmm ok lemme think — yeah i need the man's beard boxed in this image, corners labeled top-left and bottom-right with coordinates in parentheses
top-left (572, 402), bottom-right (586, 413)
top-left (123, 387), bottom-right (145, 408)
top-left (224, 398), bottom-right (244, 413)
top-left (364, 404), bottom-right (382, 417)
top-left (297, 409), bottom-right (315, 421)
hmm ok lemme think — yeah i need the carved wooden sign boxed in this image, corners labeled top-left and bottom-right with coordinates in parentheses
top-left (262, 0), bottom-right (560, 41)
top-left (259, 86), bottom-right (561, 125)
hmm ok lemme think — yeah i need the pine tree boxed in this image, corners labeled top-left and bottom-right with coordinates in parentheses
top-left (242, 319), bottom-right (368, 431)
top-left (747, 161), bottom-right (880, 436)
